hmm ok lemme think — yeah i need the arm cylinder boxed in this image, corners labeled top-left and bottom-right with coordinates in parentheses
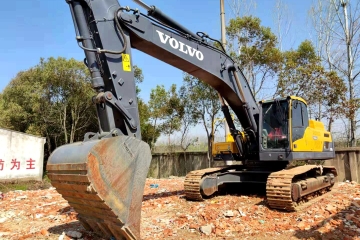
top-left (68, 1), bottom-right (104, 90)
top-left (132, 0), bottom-right (152, 11)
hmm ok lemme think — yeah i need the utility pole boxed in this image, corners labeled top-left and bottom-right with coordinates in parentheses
top-left (220, 0), bottom-right (226, 47)
top-left (220, 0), bottom-right (230, 142)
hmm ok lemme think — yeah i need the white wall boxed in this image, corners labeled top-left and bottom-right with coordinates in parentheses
top-left (0, 128), bottom-right (46, 181)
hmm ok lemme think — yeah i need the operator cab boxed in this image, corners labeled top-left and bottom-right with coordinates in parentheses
top-left (261, 99), bottom-right (289, 150)
top-left (213, 96), bottom-right (334, 162)
top-left (260, 96), bottom-right (310, 153)
top-left (259, 96), bottom-right (334, 161)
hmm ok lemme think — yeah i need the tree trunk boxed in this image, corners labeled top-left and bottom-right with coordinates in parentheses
top-left (151, 118), bottom-right (157, 152)
top-left (63, 105), bottom-right (68, 144)
top-left (201, 114), bottom-right (211, 167)
top-left (70, 106), bottom-right (79, 144)
top-left (207, 136), bottom-right (212, 168)
top-left (341, 1), bottom-right (356, 146)
top-left (328, 112), bottom-right (333, 132)
top-left (46, 135), bottom-right (52, 157)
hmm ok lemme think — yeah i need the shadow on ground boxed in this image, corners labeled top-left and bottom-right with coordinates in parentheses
top-left (143, 190), bottom-right (185, 201)
top-left (47, 221), bottom-right (84, 235)
top-left (218, 183), bottom-right (267, 197)
top-left (293, 202), bottom-right (360, 240)
top-left (47, 220), bottom-right (105, 240)
top-left (142, 183), bottom-right (268, 202)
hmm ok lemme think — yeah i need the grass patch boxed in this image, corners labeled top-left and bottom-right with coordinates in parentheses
top-left (0, 175), bottom-right (52, 193)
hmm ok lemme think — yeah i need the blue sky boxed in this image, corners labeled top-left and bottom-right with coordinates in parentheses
top-left (0, 0), bottom-right (315, 102)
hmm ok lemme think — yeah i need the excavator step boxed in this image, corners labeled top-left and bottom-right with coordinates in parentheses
top-left (47, 136), bottom-right (152, 240)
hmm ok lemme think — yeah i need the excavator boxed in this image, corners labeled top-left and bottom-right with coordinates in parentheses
top-left (46, 0), bottom-right (338, 239)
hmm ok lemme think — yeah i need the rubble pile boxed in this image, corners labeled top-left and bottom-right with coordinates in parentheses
top-left (0, 179), bottom-right (359, 239)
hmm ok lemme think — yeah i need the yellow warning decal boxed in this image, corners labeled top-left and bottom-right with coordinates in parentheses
top-left (122, 53), bottom-right (131, 72)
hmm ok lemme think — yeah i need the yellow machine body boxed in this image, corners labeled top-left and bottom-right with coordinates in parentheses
top-left (289, 97), bottom-right (333, 152)
top-left (213, 96), bottom-right (334, 160)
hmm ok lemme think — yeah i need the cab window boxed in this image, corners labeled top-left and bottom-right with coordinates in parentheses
top-left (291, 100), bottom-right (308, 142)
top-left (262, 100), bottom-right (289, 149)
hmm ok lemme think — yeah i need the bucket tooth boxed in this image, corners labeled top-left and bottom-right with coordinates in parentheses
top-left (46, 135), bottom-right (152, 240)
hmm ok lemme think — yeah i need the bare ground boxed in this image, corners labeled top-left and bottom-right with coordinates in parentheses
top-left (0, 178), bottom-right (360, 240)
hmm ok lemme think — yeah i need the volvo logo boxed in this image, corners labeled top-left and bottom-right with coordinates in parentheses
top-left (156, 30), bottom-right (204, 61)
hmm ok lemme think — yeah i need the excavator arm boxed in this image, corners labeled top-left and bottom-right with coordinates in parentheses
top-left (47, 0), bottom-right (260, 239)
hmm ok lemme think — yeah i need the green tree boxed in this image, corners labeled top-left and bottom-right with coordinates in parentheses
top-left (178, 85), bottom-right (199, 152)
top-left (226, 16), bottom-right (282, 100)
top-left (0, 57), bottom-right (96, 157)
top-left (182, 73), bottom-right (222, 164)
top-left (277, 40), bottom-right (346, 130)
top-left (161, 84), bottom-right (184, 146)
top-left (148, 85), bottom-right (168, 149)
top-left (148, 84), bottom-right (184, 149)
top-left (133, 65), bottom-right (160, 147)
top-left (310, 0), bottom-right (360, 146)
top-left (133, 65), bottom-right (144, 95)
top-left (138, 98), bottom-right (159, 148)
top-left (0, 57), bottom-right (147, 158)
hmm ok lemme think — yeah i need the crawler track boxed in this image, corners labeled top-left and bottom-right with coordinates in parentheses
top-left (184, 167), bottom-right (229, 201)
top-left (184, 164), bottom-right (338, 212)
top-left (266, 165), bottom-right (337, 211)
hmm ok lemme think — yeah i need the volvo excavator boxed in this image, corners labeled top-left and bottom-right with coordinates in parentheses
top-left (46, 0), bottom-right (338, 239)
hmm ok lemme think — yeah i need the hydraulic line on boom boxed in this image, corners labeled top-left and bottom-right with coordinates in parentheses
top-left (46, 0), bottom-right (338, 239)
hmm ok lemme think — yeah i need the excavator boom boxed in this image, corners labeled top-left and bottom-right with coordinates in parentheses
top-left (46, 1), bottom-right (338, 239)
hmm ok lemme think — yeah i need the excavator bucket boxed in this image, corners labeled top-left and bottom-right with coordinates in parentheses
top-left (46, 135), bottom-right (152, 240)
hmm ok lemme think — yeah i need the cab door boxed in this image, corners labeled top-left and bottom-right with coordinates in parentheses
top-left (291, 99), bottom-right (309, 151)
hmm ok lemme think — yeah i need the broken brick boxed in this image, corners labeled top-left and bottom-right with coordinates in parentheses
top-left (0, 178), bottom-right (358, 239)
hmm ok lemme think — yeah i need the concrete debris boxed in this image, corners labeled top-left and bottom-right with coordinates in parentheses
top-left (41, 194), bottom-right (53, 199)
top-left (0, 178), bottom-right (359, 239)
top-left (224, 210), bottom-right (234, 217)
top-left (200, 225), bottom-right (212, 235)
top-left (157, 188), bottom-right (168, 193)
top-left (58, 232), bottom-right (65, 240)
top-left (15, 195), bottom-right (28, 200)
top-left (66, 230), bottom-right (82, 238)
top-left (238, 208), bottom-right (246, 217)
top-left (325, 205), bottom-right (337, 214)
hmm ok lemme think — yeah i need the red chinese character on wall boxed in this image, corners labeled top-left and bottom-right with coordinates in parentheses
top-left (10, 159), bottom-right (20, 170)
top-left (0, 159), bottom-right (4, 171)
top-left (26, 158), bottom-right (36, 170)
